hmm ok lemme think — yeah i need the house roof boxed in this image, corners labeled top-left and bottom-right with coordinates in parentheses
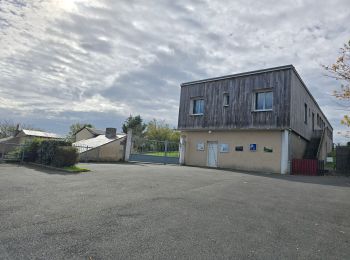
top-left (0, 136), bottom-right (13, 143)
top-left (20, 129), bottom-right (62, 138)
top-left (72, 134), bottom-right (126, 153)
top-left (86, 127), bottom-right (105, 136)
top-left (74, 126), bottom-right (106, 136)
top-left (181, 65), bottom-right (294, 86)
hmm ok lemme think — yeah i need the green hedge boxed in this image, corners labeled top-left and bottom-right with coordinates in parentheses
top-left (21, 139), bottom-right (77, 168)
top-left (51, 146), bottom-right (78, 167)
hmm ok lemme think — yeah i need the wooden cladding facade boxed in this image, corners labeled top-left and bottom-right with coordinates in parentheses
top-left (178, 68), bottom-right (291, 130)
top-left (177, 65), bottom-right (333, 142)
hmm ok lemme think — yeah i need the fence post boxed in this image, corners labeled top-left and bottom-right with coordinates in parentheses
top-left (164, 140), bottom-right (168, 164)
top-left (125, 129), bottom-right (132, 162)
top-left (84, 145), bottom-right (88, 162)
top-left (21, 145), bottom-right (25, 164)
top-left (179, 135), bottom-right (186, 165)
top-left (1, 144), bottom-right (5, 163)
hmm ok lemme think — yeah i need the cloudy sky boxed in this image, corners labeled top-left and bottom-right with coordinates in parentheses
top-left (0, 0), bottom-right (349, 142)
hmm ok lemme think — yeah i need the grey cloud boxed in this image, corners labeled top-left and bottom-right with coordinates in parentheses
top-left (0, 0), bottom-right (349, 143)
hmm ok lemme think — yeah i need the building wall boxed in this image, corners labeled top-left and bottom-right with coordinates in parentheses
top-left (182, 130), bottom-right (282, 173)
top-left (75, 128), bottom-right (95, 142)
top-left (178, 68), bottom-right (291, 130)
top-left (289, 131), bottom-right (308, 160)
top-left (290, 70), bottom-right (333, 142)
top-left (79, 138), bottom-right (125, 162)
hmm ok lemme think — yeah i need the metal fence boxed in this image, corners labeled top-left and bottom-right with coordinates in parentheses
top-left (72, 144), bottom-right (95, 162)
top-left (129, 138), bottom-right (180, 164)
top-left (291, 159), bottom-right (325, 176)
top-left (336, 146), bottom-right (350, 175)
top-left (0, 142), bottom-right (26, 163)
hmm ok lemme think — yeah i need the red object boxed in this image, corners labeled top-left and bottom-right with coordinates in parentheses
top-left (291, 159), bottom-right (318, 176)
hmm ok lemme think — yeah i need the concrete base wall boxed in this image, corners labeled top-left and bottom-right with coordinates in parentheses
top-left (182, 130), bottom-right (282, 173)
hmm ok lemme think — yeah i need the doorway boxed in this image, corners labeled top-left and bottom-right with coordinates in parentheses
top-left (207, 142), bottom-right (218, 167)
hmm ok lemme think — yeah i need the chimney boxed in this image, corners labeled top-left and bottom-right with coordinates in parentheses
top-left (14, 124), bottom-right (20, 137)
top-left (105, 127), bottom-right (116, 139)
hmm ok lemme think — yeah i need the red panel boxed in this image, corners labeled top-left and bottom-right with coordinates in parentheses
top-left (292, 159), bottom-right (318, 176)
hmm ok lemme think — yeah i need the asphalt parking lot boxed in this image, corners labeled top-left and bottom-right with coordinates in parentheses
top-left (0, 163), bottom-right (349, 259)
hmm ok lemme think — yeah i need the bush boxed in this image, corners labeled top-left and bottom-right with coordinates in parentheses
top-left (51, 146), bottom-right (78, 167)
top-left (19, 139), bottom-right (78, 168)
top-left (23, 138), bottom-right (43, 162)
top-left (37, 140), bottom-right (72, 165)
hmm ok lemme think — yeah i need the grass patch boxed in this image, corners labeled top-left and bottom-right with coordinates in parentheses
top-left (63, 165), bottom-right (90, 172)
top-left (143, 151), bottom-right (179, 157)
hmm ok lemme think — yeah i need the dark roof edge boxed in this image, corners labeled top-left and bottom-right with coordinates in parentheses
top-left (181, 64), bottom-right (294, 87)
top-left (290, 67), bottom-right (333, 130)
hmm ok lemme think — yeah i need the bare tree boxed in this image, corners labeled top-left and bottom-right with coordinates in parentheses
top-left (323, 39), bottom-right (350, 126)
top-left (0, 120), bottom-right (39, 138)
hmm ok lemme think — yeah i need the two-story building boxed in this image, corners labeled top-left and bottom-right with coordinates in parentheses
top-left (177, 65), bottom-right (333, 174)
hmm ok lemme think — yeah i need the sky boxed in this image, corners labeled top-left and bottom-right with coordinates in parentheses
top-left (0, 0), bottom-right (349, 143)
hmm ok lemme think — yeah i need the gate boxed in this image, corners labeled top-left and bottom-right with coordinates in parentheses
top-left (291, 159), bottom-right (325, 176)
top-left (0, 143), bottom-right (26, 163)
top-left (129, 137), bottom-right (179, 164)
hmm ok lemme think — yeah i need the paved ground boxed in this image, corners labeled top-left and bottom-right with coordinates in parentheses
top-left (0, 163), bottom-right (349, 260)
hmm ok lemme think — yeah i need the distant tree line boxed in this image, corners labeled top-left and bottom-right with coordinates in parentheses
top-left (122, 115), bottom-right (180, 142)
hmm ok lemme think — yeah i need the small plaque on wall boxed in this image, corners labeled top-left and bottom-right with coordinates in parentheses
top-left (220, 144), bottom-right (229, 153)
top-left (196, 143), bottom-right (205, 151)
top-left (250, 144), bottom-right (257, 151)
top-left (235, 146), bottom-right (243, 151)
top-left (264, 147), bottom-right (273, 153)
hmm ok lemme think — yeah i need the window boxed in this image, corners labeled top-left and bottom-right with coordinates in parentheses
top-left (304, 103), bottom-right (308, 124)
top-left (223, 93), bottom-right (229, 106)
top-left (192, 99), bottom-right (204, 115)
top-left (255, 91), bottom-right (272, 111)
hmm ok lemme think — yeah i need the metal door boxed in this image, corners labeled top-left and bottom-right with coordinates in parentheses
top-left (207, 142), bottom-right (218, 167)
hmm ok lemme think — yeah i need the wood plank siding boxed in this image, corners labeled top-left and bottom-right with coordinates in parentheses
top-left (178, 67), bottom-right (291, 130)
top-left (177, 65), bottom-right (333, 142)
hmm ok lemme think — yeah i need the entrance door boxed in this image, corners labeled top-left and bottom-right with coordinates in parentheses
top-left (207, 142), bottom-right (218, 167)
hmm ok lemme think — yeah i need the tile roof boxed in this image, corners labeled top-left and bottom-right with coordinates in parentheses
top-left (73, 134), bottom-right (126, 153)
top-left (21, 129), bottom-right (62, 138)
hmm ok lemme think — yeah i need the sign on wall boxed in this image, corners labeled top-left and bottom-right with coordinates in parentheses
top-left (235, 146), bottom-right (243, 151)
top-left (220, 144), bottom-right (229, 153)
top-left (264, 147), bottom-right (273, 153)
top-left (249, 144), bottom-right (257, 151)
top-left (196, 143), bottom-right (205, 151)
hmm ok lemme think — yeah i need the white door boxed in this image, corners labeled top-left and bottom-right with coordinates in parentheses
top-left (207, 142), bottom-right (218, 167)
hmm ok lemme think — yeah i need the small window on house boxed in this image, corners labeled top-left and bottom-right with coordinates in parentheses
top-left (254, 91), bottom-right (272, 111)
top-left (223, 93), bottom-right (229, 106)
top-left (304, 103), bottom-right (308, 124)
top-left (191, 99), bottom-right (204, 115)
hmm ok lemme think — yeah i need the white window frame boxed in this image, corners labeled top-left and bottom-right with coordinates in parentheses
top-left (190, 98), bottom-right (204, 115)
top-left (253, 90), bottom-right (273, 112)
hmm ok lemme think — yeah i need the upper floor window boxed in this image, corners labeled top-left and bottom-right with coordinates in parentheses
top-left (255, 91), bottom-right (272, 111)
top-left (223, 93), bottom-right (229, 106)
top-left (304, 103), bottom-right (308, 124)
top-left (191, 98), bottom-right (204, 115)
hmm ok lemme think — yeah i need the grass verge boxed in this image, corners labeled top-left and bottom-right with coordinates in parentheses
top-left (63, 165), bottom-right (90, 173)
top-left (143, 151), bottom-right (179, 157)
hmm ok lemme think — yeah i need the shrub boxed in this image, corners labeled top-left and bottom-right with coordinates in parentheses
top-left (23, 138), bottom-right (43, 162)
top-left (37, 140), bottom-right (72, 165)
top-left (51, 146), bottom-right (78, 167)
top-left (19, 139), bottom-right (77, 168)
